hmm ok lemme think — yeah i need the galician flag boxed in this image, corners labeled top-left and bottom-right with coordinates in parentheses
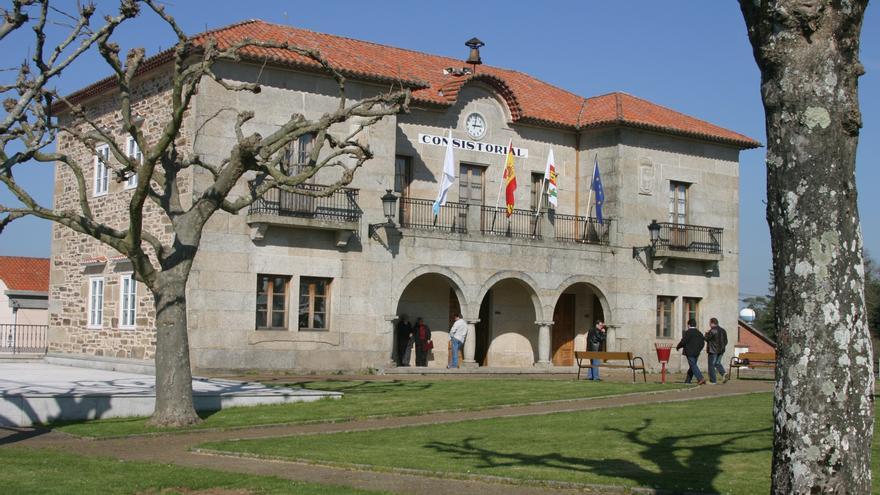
top-left (432, 129), bottom-right (456, 216)
top-left (543, 148), bottom-right (558, 208)
top-left (591, 156), bottom-right (605, 225)
top-left (503, 139), bottom-right (517, 217)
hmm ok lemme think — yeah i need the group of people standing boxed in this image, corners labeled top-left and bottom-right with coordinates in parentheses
top-left (396, 313), bottom-right (468, 368)
top-left (675, 317), bottom-right (729, 385)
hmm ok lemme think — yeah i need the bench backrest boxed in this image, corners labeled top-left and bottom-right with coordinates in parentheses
top-left (575, 351), bottom-right (633, 361)
top-left (738, 352), bottom-right (776, 361)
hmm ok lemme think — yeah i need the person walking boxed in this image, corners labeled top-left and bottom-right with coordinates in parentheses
top-left (396, 314), bottom-right (413, 367)
top-left (448, 313), bottom-right (468, 368)
top-left (586, 320), bottom-right (607, 381)
top-left (413, 317), bottom-right (432, 367)
top-left (676, 318), bottom-right (706, 385)
top-left (705, 317), bottom-right (729, 383)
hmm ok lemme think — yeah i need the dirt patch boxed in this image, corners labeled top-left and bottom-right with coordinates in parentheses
top-left (136, 489), bottom-right (255, 495)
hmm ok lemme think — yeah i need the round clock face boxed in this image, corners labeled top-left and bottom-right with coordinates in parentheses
top-left (465, 113), bottom-right (487, 139)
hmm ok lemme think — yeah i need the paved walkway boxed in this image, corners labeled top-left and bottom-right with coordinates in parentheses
top-left (2, 377), bottom-right (773, 495)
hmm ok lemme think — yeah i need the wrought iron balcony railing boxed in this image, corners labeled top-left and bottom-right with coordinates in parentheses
top-left (553, 214), bottom-right (612, 245)
top-left (398, 197), bottom-right (468, 234)
top-left (248, 184), bottom-right (361, 222)
top-left (655, 222), bottom-right (723, 254)
top-left (481, 206), bottom-right (542, 239)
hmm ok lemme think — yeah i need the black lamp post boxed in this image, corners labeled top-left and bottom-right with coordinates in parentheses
top-left (633, 219), bottom-right (663, 265)
top-left (380, 189), bottom-right (398, 227)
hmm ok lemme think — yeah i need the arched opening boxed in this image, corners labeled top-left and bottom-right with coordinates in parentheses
top-left (477, 278), bottom-right (540, 367)
top-left (551, 283), bottom-right (608, 366)
top-left (395, 273), bottom-right (463, 368)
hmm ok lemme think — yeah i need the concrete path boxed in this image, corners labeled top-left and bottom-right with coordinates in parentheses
top-left (2, 377), bottom-right (773, 495)
top-left (0, 362), bottom-right (339, 426)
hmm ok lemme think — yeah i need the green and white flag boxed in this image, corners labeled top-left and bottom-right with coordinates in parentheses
top-left (543, 148), bottom-right (558, 208)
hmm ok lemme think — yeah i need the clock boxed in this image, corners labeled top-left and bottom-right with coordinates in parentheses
top-left (465, 112), bottom-right (487, 139)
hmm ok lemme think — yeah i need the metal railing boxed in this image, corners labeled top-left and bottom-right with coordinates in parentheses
top-left (656, 222), bottom-right (723, 254)
top-left (554, 214), bottom-right (612, 245)
top-left (248, 184), bottom-right (362, 222)
top-left (481, 206), bottom-right (542, 239)
top-left (398, 197), bottom-right (468, 233)
top-left (0, 324), bottom-right (48, 354)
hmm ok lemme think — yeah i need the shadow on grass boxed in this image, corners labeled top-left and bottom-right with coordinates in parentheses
top-left (283, 380), bottom-right (434, 395)
top-left (425, 420), bottom-right (770, 493)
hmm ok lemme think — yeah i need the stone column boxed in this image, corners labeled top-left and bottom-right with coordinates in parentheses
top-left (462, 318), bottom-right (480, 368)
top-left (384, 315), bottom-right (398, 367)
top-left (535, 320), bottom-right (554, 367)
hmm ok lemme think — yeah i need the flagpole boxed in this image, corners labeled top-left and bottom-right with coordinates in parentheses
top-left (583, 154), bottom-right (598, 240)
top-left (491, 143), bottom-right (509, 232)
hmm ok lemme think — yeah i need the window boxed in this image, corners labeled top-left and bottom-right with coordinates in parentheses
top-left (299, 277), bottom-right (330, 330)
top-left (668, 181), bottom-right (688, 225)
top-left (530, 172), bottom-right (544, 210)
top-left (394, 155), bottom-right (412, 197)
top-left (119, 274), bottom-right (137, 328)
top-left (87, 277), bottom-right (104, 328)
top-left (458, 164), bottom-right (484, 206)
top-left (656, 296), bottom-right (675, 338)
top-left (93, 145), bottom-right (110, 196)
top-left (125, 137), bottom-right (142, 189)
top-left (282, 134), bottom-right (315, 176)
top-left (256, 275), bottom-right (290, 329)
top-left (683, 297), bottom-right (701, 330)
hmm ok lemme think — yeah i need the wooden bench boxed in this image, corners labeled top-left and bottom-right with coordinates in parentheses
top-left (729, 352), bottom-right (776, 379)
top-left (574, 351), bottom-right (646, 383)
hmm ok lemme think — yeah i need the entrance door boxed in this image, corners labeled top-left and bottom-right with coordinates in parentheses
top-left (552, 293), bottom-right (576, 366)
top-left (476, 291), bottom-right (491, 366)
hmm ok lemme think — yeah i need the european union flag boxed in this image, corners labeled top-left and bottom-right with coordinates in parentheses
top-left (592, 157), bottom-right (605, 225)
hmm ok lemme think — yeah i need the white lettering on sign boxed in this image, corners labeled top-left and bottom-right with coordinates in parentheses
top-left (417, 134), bottom-right (529, 158)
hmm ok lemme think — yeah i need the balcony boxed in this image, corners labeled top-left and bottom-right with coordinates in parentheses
top-left (246, 184), bottom-right (361, 247)
top-left (553, 214), bottom-right (612, 245)
top-left (481, 206), bottom-right (542, 239)
top-left (398, 197), bottom-right (468, 234)
top-left (653, 222), bottom-right (723, 261)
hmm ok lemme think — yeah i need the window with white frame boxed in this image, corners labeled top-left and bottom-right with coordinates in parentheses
top-left (119, 274), bottom-right (137, 328)
top-left (125, 137), bottom-right (142, 189)
top-left (93, 145), bottom-right (110, 196)
top-left (87, 277), bottom-right (104, 328)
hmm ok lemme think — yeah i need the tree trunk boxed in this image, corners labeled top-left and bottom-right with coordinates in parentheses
top-left (147, 267), bottom-right (200, 427)
top-left (739, 1), bottom-right (873, 493)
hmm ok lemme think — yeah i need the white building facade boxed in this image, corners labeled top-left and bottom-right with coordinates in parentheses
top-left (48, 21), bottom-right (759, 373)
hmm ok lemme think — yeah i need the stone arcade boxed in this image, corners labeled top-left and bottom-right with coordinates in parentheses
top-left (48, 20), bottom-right (759, 373)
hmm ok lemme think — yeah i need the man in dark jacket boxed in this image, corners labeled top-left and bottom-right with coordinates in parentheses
top-left (705, 317), bottom-right (729, 383)
top-left (676, 318), bottom-right (706, 385)
top-left (586, 320), bottom-right (606, 381)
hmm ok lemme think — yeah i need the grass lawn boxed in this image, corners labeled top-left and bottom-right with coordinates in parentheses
top-left (201, 393), bottom-right (860, 495)
top-left (55, 378), bottom-right (683, 438)
top-left (0, 447), bottom-right (387, 495)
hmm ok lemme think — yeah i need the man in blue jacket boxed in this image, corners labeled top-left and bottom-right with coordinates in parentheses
top-left (676, 318), bottom-right (706, 385)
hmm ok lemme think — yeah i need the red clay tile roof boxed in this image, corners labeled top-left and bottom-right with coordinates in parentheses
top-left (0, 256), bottom-right (50, 292)
top-left (62, 19), bottom-right (760, 149)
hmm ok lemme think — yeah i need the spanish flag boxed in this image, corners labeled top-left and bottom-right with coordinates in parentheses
top-left (503, 139), bottom-right (517, 217)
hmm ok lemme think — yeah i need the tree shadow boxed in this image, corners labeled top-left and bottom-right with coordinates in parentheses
top-left (282, 379), bottom-right (434, 395)
top-left (424, 420), bottom-right (770, 493)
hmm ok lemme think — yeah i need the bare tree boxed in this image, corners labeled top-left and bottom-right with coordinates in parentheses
top-left (739, 1), bottom-right (872, 492)
top-left (0, 1), bottom-right (409, 426)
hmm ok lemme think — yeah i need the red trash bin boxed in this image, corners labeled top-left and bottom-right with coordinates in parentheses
top-left (655, 343), bottom-right (674, 384)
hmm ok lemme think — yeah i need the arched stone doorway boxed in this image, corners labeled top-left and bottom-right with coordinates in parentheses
top-left (476, 276), bottom-right (541, 367)
top-left (551, 282), bottom-right (608, 366)
top-left (395, 272), bottom-right (464, 368)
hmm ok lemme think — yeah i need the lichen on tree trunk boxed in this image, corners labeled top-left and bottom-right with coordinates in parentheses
top-left (739, 1), bottom-right (873, 493)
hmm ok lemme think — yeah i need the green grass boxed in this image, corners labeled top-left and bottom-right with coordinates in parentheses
top-left (203, 393), bottom-right (782, 494)
top-left (55, 379), bottom-right (683, 438)
top-left (0, 447), bottom-right (387, 495)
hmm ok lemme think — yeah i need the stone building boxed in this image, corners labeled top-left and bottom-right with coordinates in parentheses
top-left (48, 20), bottom-right (759, 373)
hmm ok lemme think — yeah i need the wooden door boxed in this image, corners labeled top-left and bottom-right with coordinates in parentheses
top-left (552, 293), bottom-right (576, 366)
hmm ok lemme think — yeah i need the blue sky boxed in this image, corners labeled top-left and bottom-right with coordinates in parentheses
top-left (0, 0), bottom-right (877, 300)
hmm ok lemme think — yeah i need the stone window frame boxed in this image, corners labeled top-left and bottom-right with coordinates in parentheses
top-left (124, 136), bottom-right (142, 190)
top-left (93, 144), bottom-right (110, 197)
top-left (298, 276), bottom-right (331, 331)
top-left (256, 274), bottom-right (291, 331)
top-left (87, 276), bottom-right (104, 329)
top-left (656, 295), bottom-right (675, 339)
top-left (119, 273), bottom-right (137, 329)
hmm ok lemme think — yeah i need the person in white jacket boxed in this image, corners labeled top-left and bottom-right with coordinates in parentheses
top-left (448, 314), bottom-right (468, 368)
